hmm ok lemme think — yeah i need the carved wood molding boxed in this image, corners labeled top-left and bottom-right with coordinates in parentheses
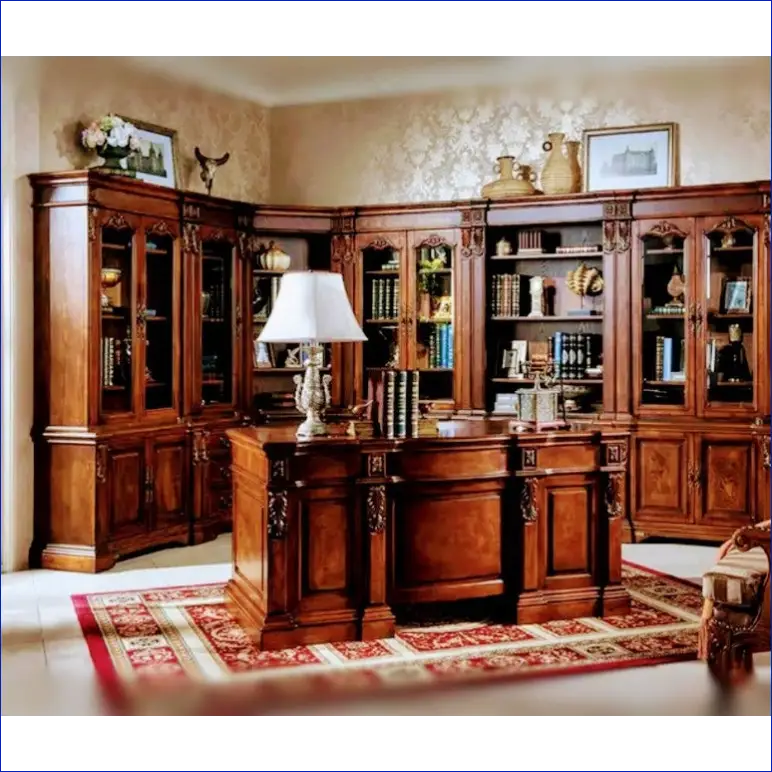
top-left (267, 490), bottom-right (288, 539)
top-left (95, 443), bottom-right (107, 483)
top-left (207, 229), bottom-right (233, 243)
top-left (236, 213), bottom-right (252, 230)
top-left (183, 203), bottom-right (200, 220)
top-left (602, 219), bottom-right (630, 254)
top-left (520, 477), bottom-right (538, 523)
top-left (417, 234), bottom-right (449, 248)
top-left (331, 233), bottom-right (356, 265)
top-left (762, 214), bottom-right (770, 246)
top-left (602, 201), bottom-right (632, 221)
top-left (522, 448), bottom-right (537, 469)
top-left (367, 454), bottom-right (385, 477)
top-left (332, 212), bottom-right (356, 233)
top-left (605, 442), bottom-right (628, 467)
top-left (145, 220), bottom-right (173, 237)
top-left (88, 207), bottom-right (97, 242)
top-left (460, 208), bottom-right (485, 225)
top-left (182, 222), bottom-right (201, 254)
top-left (760, 435), bottom-right (770, 471)
top-left (460, 226), bottom-right (484, 261)
top-left (270, 458), bottom-right (287, 481)
top-left (709, 215), bottom-right (754, 235)
top-left (367, 484), bottom-right (387, 534)
top-left (605, 471), bottom-right (624, 519)
top-left (103, 212), bottom-right (132, 232)
top-left (365, 235), bottom-right (396, 251)
top-left (643, 220), bottom-right (687, 240)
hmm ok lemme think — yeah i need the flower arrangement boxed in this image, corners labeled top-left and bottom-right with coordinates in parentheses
top-left (81, 115), bottom-right (141, 175)
top-left (82, 114), bottom-right (141, 152)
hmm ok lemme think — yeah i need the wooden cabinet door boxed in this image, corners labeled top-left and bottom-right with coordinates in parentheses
top-left (103, 436), bottom-right (149, 542)
top-left (139, 218), bottom-right (182, 423)
top-left (695, 214), bottom-right (766, 419)
top-left (693, 433), bottom-right (755, 529)
top-left (523, 474), bottom-right (599, 595)
top-left (407, 229), bottom-right (459, 412)
top-left (94, 210), bottom-right (143, 425)
top-left (149, 431), bottom-right (189, 531)
top-left (631, 431), bottom-right (691, 524)
top-left (201, 428), bottom-right (234, 528)
top-left (354, 232), bottom-right (408, 403)
top-left (631, 218), bottom-right (697, 417)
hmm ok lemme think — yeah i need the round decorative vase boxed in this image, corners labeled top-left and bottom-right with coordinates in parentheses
top-left (540, 133), bottom-right (573, 195)
top-left (96, 144), bottom-right (135, 177)
top-left (565, 140), bottom-right (582, 193)
top-left (261, 241), bottom-right (291, 271)
top-left (481, 155), bottom-right (537, 199)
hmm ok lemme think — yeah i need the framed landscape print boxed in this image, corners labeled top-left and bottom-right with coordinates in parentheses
top-left (582, 123), bottom-right (678, 193)
top-left (120, 117), bottom-right (179, 188)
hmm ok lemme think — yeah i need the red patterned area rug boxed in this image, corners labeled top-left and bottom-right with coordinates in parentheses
top-left (73, 562), bottom-right (702, 713)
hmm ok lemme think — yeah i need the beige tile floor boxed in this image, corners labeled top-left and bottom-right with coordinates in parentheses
top-left (1, 537), bottom-right (769, 715)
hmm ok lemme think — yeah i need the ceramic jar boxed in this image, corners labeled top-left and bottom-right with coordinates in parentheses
top-left (540, 133), bottom-right (574, 196)
top-left (260, 241), bottom-right (291, 271)
top-left (564, 140), bottom-right (582, 193)
top-left (481, 155), bottom-right (538, 199)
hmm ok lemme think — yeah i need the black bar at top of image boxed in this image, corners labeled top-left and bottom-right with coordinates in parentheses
top-left (3, 2), bottom-right (769, 56)
top-left (4, 716), bottom-right (769, 770)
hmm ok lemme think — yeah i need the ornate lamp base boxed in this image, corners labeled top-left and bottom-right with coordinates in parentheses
top-left (293, 344), bottom-right (332, 439)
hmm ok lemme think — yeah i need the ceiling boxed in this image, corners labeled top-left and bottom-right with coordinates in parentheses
top-left (122, 56), bottom-right (759, 107)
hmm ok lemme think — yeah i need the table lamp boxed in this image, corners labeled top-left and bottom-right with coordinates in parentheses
top-left (258, 271), bottom-right (367, 438)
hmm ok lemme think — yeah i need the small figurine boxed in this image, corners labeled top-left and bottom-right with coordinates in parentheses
top-left (718, 324), bottom-right (752, 383)
top-left (194, 147), bottom-right (231, 196)
top-left (284, 346), bottom-right (301, 368)
top-left (528, 276), bottom-right (545, 317)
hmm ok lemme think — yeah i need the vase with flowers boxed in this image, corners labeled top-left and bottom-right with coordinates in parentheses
top-left (81, 115), bottom-right (141, 176)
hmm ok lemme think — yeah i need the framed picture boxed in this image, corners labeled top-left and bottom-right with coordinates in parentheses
top-left (722, 277), bottom-right (752, 314)
top-left (582, 123), bottom-right (678, 193)
top-left (120, 117), bottom-right (179, 188)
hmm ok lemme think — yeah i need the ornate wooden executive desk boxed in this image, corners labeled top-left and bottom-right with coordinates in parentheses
top-left (226, 421), bottom-right (631, 650)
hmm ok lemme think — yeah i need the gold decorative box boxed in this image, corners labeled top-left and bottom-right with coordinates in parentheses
top-left (515, 376), bottom-right (565, 431)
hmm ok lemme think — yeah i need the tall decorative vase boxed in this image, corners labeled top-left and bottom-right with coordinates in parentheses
top-left (540, 132), bottom-right (573, 196)
top-left (481, 155), bottom-right (536, 199)
top-left (565, 140), bottom-right (582, 193)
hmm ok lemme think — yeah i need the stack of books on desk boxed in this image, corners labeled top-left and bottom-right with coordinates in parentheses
top-left (366, 368), bottom-right (436, 439)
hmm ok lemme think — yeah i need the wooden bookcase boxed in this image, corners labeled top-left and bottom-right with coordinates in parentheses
top-left (30, 171), bottom-right (769, 571)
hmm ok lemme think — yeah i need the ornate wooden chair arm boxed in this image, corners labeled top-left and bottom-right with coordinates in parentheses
top-left (731, 520), bottom-right (771, 561)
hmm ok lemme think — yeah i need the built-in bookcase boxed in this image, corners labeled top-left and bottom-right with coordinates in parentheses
top-left (485, 221), bottom-right (606, 418)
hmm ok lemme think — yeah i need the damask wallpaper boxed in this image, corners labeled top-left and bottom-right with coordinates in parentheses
top-left (37, 57), bottom-right (270, 202)
top-left (270, 59), bottom-right (770, 206)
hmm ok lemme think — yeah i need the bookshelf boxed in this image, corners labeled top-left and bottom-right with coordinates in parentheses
top-left (484, 222), bottom-right (605, 418)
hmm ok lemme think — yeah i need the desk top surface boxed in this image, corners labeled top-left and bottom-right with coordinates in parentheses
top-left (228, 420), bottom-right (627, 450)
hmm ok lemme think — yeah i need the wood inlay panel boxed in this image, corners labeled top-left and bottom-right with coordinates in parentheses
top-left (633, 435), bottom-right (689, 521)
top-left (304, 499), bottom-right (350, 593)
top-left (548, 486), bottom-right (590, 575)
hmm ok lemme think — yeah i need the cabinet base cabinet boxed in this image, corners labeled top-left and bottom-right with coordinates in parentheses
top-left (31, 423), bottom-right (232, 573)
top-left (629, 424), bottom-right (767, 543)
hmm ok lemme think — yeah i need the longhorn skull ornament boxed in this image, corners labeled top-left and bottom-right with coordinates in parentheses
top-left (194, 147), bottom-right (230, 196)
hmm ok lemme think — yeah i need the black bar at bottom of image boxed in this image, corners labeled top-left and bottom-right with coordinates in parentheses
top-left (3, 716), bottom-right (769, 770)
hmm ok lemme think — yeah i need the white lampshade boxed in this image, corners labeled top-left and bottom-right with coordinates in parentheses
top-left (258, 271), bottom-right (367, 343)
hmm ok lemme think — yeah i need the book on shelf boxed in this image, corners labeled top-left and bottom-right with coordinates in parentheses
top-left (546, 332), bottom-right (601, 379)
top-left (490, 273), bottom-right (521, 317)
top-left (366, 368), bottom-right (423, 439)
top-left (517, 230), bottom-right (543, 254)
top-left (426, 324), bottom-right (453, 368)
top-left (655, 336), bottom-right (684, 382)
top-left (371, 276), bottom-right (399, 320)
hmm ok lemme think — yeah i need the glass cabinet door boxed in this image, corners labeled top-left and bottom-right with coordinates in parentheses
top-left (412, 234), bottom-right (455, 406)
top-left (141, 222), bottom-right (179, 416)
top-left (200, 231), bottom-right (236, 408)
top-left (634, 219), bottom-right (694, 414)
top-left (98, 212), bottom-right (139, 420)
top-left (359, 236), bottom-right (406, 379)
top-left (698, 216), bottom-right (759, 415)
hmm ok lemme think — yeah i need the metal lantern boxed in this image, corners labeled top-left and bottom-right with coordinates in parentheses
top-left (516, 375), bottom-right (564, 431)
